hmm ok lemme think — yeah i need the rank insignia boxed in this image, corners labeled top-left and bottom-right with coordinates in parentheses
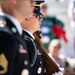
top-left (0, 53), bottom-right (8, 74)
top-left (0, 19), bottom-right (6, 27)
top-left (38, 50), bottom-right (41, 55)
top-left (19, 45), bottom-right (27, 54)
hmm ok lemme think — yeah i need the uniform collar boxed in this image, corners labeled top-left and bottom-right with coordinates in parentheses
top-left (0, 12), bottom-right (22, 35)
top-left (23, 29), bottom-right (35, 40)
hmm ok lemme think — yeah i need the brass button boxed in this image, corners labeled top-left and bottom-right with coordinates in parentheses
top-left (11, 27), bottom-right (17, 33)
top-left (40, 61), bottom-right (42, 64)
top-left (21, 69), bottom-right (29, 75)
top-left (37, 67), bottom-right (42, 74)
top-left (24, 61), bottom-right (28, 65)
top-left (0, 20), bottom-right (6, 27)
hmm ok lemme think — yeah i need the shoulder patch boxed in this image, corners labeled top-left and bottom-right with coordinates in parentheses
top-left (19, 45), bottom-right (27, 54)
top-left (19, 49), bottom-right (27, 54)
top-left (0, 53), bottom-right (8, 74)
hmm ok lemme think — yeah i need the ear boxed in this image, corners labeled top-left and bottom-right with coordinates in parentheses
top-left (25, 18), bottom-right (29, 24)
top-left (26, 18), bottom-right (30, 23)
top-left (26, 18), bottom-right (28, 21)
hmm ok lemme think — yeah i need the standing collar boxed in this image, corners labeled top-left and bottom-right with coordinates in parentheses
top-left (0, 12), bottom-right (22, 35)
top-left (23, 29), bottom-right (35, 40)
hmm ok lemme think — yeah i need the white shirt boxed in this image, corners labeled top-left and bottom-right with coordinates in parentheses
top-left (0, 12), bottom-right (22, 35)
top-left (23, 29), bottom-right (35, 40)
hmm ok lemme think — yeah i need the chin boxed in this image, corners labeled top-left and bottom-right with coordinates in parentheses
top-left (38, 28), bottom-right (40, 31)
top-left (37, 29), bottom-right (39, 31)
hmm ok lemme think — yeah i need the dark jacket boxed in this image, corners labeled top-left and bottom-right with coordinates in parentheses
top-left (22, 30), bottom-right (45, 75)
top-left (0, 15), bottom-right (31, 75)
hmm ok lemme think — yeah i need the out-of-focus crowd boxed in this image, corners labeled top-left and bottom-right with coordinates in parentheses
top-left (40, 1), bottom-right (75, 74)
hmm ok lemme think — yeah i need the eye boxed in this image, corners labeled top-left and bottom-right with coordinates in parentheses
top-left (33, 14), bottom-right (38, 18)
top-left (35, 15), bottom-right (39, 18)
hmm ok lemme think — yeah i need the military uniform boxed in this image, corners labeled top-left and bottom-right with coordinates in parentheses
top-left (0, 13), bottom-right (31, 75)
top-left (22, 0), bottom-right (46, 74)
top-left (22, 30), bottom-right (45, 75)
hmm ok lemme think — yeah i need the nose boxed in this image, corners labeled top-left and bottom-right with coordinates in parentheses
top-left (39, 17), bottom-right (43, 21)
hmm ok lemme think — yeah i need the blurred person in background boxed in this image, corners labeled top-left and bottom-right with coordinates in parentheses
top-left (40, 3), bottom-right (66, 52)
top-left (48, 39), bottom-right (65, 68)
top-left (48, 39), bottom-right (74, 73)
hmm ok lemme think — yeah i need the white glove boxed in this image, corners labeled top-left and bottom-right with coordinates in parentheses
top-left (52, 71), bottom-right (63, 75)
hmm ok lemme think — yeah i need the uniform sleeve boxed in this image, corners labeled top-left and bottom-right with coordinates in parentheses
top-left (0, 32), bottom-right (17, 75)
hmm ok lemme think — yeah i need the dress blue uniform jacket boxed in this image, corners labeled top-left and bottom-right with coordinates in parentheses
top-left (0, 15), bottom-right (31, 75)
top-left (22, 30), bottom-right (45, 75)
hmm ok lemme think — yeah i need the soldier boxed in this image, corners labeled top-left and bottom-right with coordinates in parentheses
top-left (21, 1), bottom-right (44, 75)
top-left (22, 7), bottom-right (45, 75)
top-left (22, 1), bottom-right (63, 75)
top-left (0, 0), bottom-right (35, 75)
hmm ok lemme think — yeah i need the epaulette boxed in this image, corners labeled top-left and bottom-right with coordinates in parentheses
top-left (0, 15), bottom-right (13, 35)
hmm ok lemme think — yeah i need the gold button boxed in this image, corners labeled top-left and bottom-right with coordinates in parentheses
top-left (40, 61), bottom-right (42, 64)
top-left (0, 20), bottom-right (6, 27)
top-left (11, 27), bottom-right (17, 33)
top-left (21, 69), bottom-right (29, 75)
top-left (37, 67), bottom-right (42, 74)
top-left (24, 61), bottom-right (28, 65)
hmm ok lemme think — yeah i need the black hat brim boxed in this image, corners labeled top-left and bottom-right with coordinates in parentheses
top-left (34, 10), bottom-right (43, 16)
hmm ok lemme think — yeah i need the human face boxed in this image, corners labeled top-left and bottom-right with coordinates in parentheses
top-left (29, 14), bottom-right (43, 33)
top-left (23, 13), bottom-right (43, 33)
top-left (52, 44), bottom-right (61, 58)
top-left (15, 0), bottom-right (35, 18)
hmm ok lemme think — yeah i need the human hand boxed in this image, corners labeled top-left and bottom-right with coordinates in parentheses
top-left (52, 71), bottom-right (63, 75)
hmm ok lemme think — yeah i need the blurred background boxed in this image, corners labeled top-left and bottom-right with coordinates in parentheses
top-left (40, 0), bottom-right (75, 74)
top-left (41, 0), bottom-right (75, 57)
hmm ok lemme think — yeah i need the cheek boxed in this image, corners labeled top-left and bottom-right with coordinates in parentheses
top-left (25, 1), bottom-right (32, 8)
top-left (36, 22), bottom-right (39, 28)
top-left (32, 21), bottom-right (39, 30)
top-left (36, 19), bottom-right (39, 24)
